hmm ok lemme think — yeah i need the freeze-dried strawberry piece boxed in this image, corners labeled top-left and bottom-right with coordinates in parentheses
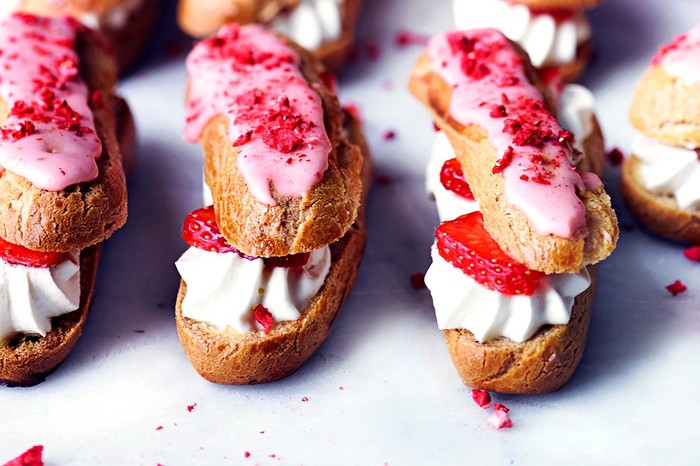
top-left (410, 272), bottom-right (426, 290)
top-left (254, 304), bottom-right (274, 334)
top-left (666, 280), bottom-right (687, 296)
top-left (606, 147), bottom-right (624, 166)
top-left (182, 206), bottom-right (241, 254)
top-left (3, 446), bottom-right (43, 466)
top-left (440, 158), bottom-right (475, 200)
top-left (493, 403), bottom-right (509, 413)
top-left (683, 246), bottom-right (700, 262)
top-left (487, 409), bottom-right (513, 430)
top-left (383, 130), bottom-right (396, 141)
top-left (0, 237), bottom-right (65, 268)
top-left (436, 212), bottom-right (544, 296)
top-left (471, 388), bottom-right (491, 409)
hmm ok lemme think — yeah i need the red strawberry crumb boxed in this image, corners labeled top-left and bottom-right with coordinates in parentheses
top-left (433, 121), bottom-right (440, 132)
top-left (4, 446), bottom-right (43, 466)
top-left (156, 426), bottom-right (163, 431)
top-left (244, 452), bottom-right (251, 458)
top-left (301, 396), bottom-right (309, 402)
top-left (606, 147), bottom-right (624, 166)
top-left (394, 30), bottom-right (429, 47)
top-left (187, 403), bottom-right (197, 412)
top-left (666, 280), bottom-right (687, 296)
top-left (254, 304), bottom-right (274, 333)
top-left (343, 103), bottom-right (362, 124)
top-left (339, 386), bottom-right (344, 390)
top-left (471, 388), bottom-right (491, 409)
top-left (410, 272), bottom-right (426, 290)
top-left (487, 409), bottom-right (513, 430)
top-left (683, 246), bottom-right (700, 261)
top-left (383, 130), bottom-right (396, 141)
top-left (492, 147), bottom-right (515, 174)
top-left (494, 403), bottom-right (509, 413)
top-left (90, 90), bottom-right (104, 108)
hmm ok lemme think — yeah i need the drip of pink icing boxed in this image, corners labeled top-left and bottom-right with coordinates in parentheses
top-left (184, 23), bottom-right (331, 206)
top-left (427, 29), bottom-right (595, 239)
top-left (652, 23), bottom-right (700, 84)
top-left (0, 14), bottom-right (102, 191)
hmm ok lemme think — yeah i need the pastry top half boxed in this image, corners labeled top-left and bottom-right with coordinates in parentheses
top-left (629, 23), bottom-right (700, 148)
top-left (0, 13), bottom-right (127, 253)
top-left (184, 23), bottom-right (363, 258)
top-left (409, 29), bottom-right (617, 274)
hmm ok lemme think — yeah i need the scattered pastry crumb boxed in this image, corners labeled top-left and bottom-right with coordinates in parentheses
top-left (187, 403), bottom-right (197, 412)
top-left (394, 29), bottom-right (429, 47)
top-left (3, 446), bottom-right (43, 466)
top-left (382, 130), bottom-right (396, 141)
top-left (487, 409), bottom-right (513, 430)
top-left (683, 246), bottom-right (700, 261)
top-left (666, 280), bottom-right (687, 296)
top-left (471, 388), bottom-right (491, 409)
top-left (606, 147), bottom-right (624, 166)
top-left (410, 272), bottom-right (426, 290)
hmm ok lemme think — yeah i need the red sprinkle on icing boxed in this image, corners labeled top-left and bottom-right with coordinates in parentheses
top-left (0, 14), bottom-right (101, 192)
top-left (487, 409), bottom-right (513, 430)
top-left (606, 147), bottom-right (624, 166)
top-left (410, 272), bottom-right (426, 290)
top-left (683, 246), bottom-right (700, 261)
top-left (428, 30), bottom-right (587, 238)
top-left (440, 158), bottom-right (475, 199)
top-left (4, 446), bottom-right (43, 466)
top-left (184, 24), bottom-right (331, 205)
top-left (471, 388), bottom-right (491, 409)
top-left (666, 280), bottom-right (687, 296)
top-left (395, 29), bottom-right (430, 48)
top-left (254, 304), bottom-right (274, 333)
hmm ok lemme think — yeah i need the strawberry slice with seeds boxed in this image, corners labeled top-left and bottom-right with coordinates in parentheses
top-left (436, 212), bottom-right (544, 296)
top-left (182, 205), bottom-right (242, 254)
top-left (0, 237), bottom-right (65, 268)
top-left (440, 158), bottom-right (475, 200)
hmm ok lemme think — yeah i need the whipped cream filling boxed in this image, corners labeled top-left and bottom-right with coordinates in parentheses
top-left (452, 0), bottom-right (592, 67)
top-left (271, 0), bottom-right (343, 51)
top-left (176, 246), bottom-right (331, 334)
top-left (632, 134), bottom-right (700, 210)
top-left (0, 251), bottom-right (81, 346)
top-left (425, 248), bottom-right (590, 343)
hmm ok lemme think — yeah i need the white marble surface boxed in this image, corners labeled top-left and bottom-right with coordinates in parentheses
top-left (3, 0), bottom-right (700, 464)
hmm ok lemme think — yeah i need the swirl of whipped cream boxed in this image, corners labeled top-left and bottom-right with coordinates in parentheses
top-left (632, 134), bottom-right (700, 210)
top-left (175, 246), bottom-right (331, 333)
top-left (425, 247), bottom-right (590, 343)
top-left (0, 252), bottom-right (81, 345)
top-left (452, 0), bottom-right (591, 67)
top-left (271, 0), bottom-right (343, 51)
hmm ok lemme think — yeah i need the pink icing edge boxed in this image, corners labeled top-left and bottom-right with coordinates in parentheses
top-left (426, 29), bottom-right (588, 239)
top-left (0, 13), bottom-right (102, 192)
top-left (651, 23), bottom-right (700, 83)
top-left (184, 23), bottom-right (331, 206)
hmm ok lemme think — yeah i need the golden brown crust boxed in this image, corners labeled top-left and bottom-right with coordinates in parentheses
top-left (577, 114), bottom-right (605, 178)
top-left (409, 52), bottom-right (618, 274)
top-left (0, 26), bottom-right (127, 253)
top-left (176, 111), bottom-right (369, 385)
top-left (16, 0), bottom-right (162, 71)
top-left (629, 65), bottom-right (700, 148)
top-left (0, 246), bottom-right (101, 386)
top-left (113, 95), bottom-right (137, 177)
top-left (177, 0), bottom-right (363, 71)
top-left (443, 265), bottom-right (596, 394)
top-left (621, 155), bottom-right (700, 243)
top-left (511, 0), bottom-right (601, 9)
top-left (203, 36), bottom-right (362, 258)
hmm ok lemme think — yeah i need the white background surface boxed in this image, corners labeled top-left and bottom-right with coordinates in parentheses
top-left (3, 0), bottom-right (700, 464)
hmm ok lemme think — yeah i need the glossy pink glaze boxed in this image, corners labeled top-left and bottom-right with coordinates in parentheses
top-left (427, 29), bottom-right (590, 238)
top-left (652, 23), bottom-right (700, 84)
top-left (0, 14), bottom-right (102, 191)
top-left (184, 23), bottom-right (331, 206)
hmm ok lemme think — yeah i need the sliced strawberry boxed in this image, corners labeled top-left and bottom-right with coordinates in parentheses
top-left (435, 212), bottom-right (544, 296)
top-left (0, 237), bottom-right (65, 268)
top-left (265, 253), bottom-right (310, 268)
top-left (182, 205), bottom-right (241, 254)
top-left (440, 158), bottom-right (475, 200)
top-left (4, 445), bottom-right (44, 466)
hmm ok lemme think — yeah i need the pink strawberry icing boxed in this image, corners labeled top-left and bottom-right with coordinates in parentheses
top-left (0, 13), bottom-right (102, 191)
top-left (652, 23), bottom-right (700, 84)
top-left (427, 29), bottom-right (598, 238)
top-left (184, 23), bottom-right (331, 206)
